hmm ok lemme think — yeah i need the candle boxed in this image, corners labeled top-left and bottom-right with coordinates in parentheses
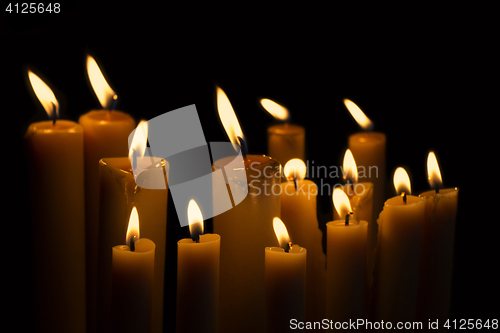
top-left (345, 99), bottom-right (386, 224)
top-left (373, 167), bottom-right (425, 323)
top-left (176, 200), bottom-right (220, 333)
top-left (416, 152), bottom-right (458, 327)
top-left (79, 55), bottom-right (136, 330)
top-left (112, 207), bottom-right (155, 333)
top-left (280, 158), bottom-right (326, 323)
top-left (97, 122), bottom-right (168, 333)
top-left (265, 217), bottom-right (306, 333)
top-left (326, 188), bottom-right (367, 322)
top-left (261, 98), bottom-right (305, 166)
top-left (24, 71), bottom-right (86, 333)
top-left (213, 87), bottom-right (281, 333)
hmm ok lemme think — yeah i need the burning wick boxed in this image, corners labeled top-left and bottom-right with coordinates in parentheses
top-left (51, 102), bottom-right (57, 125)
top-left (190, 223), bottom-right (203, 243)
top-left (109, 94), bottom-right (118, 112)
top-left (345, 212), bottom-right (353, 226)
top-left (284, 241), bottom-right (292, 253)
top-left (129, 235), bottom-right (137, 251)
top-left (401, 191), bottom-right (407, 204)
top-left (237, 136), bottom-right (248, 159)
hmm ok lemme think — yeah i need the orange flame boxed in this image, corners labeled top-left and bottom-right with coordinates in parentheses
top-left (393, 167), bottom-right (411, 195)
top-left (344, 99), bottom-right (373, 130)
top-left (28, 70), bottom-right (59, 119)
top-left (87, 55), bottom-right (117, 109)
top-left (427, 152), bottom-right (442, 190)
top-left (260, 98), bottom-right (289, 121)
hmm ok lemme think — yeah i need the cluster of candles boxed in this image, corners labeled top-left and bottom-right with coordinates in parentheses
top-left (25, 55), bottom-right (458, 333)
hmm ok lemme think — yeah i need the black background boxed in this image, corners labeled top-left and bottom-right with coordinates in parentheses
top-left (4, 3), bottom-right (498, 330)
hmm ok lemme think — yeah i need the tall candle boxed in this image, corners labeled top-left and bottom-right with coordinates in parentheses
top-left (280, 158), bottom-right (326, 323)
top-left (176, 200), bottom-right (220, 333)
top-left (97, 155), bottom-right (167, 332)
top-left (327, 189), bottom-right (367, 322)
top-left (24, 71), bottom-right (86, 333)
top-left (373, 167), bottom-right (425, 323)
top-left (80, 55), bottom-right (136, 331)
top-left (112, 207), bottom-right (155, 333)
top-left (345, 99), bottom-right (386, 224)
top-left (417, 152), bottom-right (458, 328)
top-left (265, 218), bottom-right (306, 333)
top-left (261, 98), bottom-right (305, 166)
top-left (214, 87), bottom-right (281, 333)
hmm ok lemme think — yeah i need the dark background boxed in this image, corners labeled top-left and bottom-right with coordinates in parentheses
top-left (4, 3), bottom-right (498, 330)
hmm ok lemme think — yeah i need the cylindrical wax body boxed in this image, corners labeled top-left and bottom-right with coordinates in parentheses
top-left (176, 234), bottom-right (221, 333)
top-left (98, 157), bottom-right (168, 333)
top-left (213, 154), bottom-right (280, 333)
top-left (267, 123), bottom-right (305, 166)
top-left (326, 220), bottom-right (368, 322)
top-left (25, 120), bottom-right (86, 333)
top-left (112, 238), bottom-right (155, 333)
top-left (265, 246), bottom-right (306, 333)
top-left (280, 179), bottom-right (326, 323)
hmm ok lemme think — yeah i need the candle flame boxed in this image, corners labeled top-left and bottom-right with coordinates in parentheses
top-left (217, 86), bottom-right (245, 148)
top-left (126, 207), bottom-right (140, 248)
top-left (260, 98), bottom-right (290, 121)
top-left (128, 120), bottom-right (149, 169)
top-left (393, 167), bottom-right (411, 195)
top-left (273, 217), bottom-right (291, 249)
top-left (344, 99), bottom-right (373, 131)
top-left (87, 55), bottom-right (117, 109)
top-left (28, 70), bottom-right (59, 119)
top-left (187, 199), bottom-right (204, 241)
top-left (333, 188), bottom-right (352, 219)
top-left (284, 158), bottom-right (306, 181)
top-left (342, 149), bottom-right (358, 183)
top-left (427, 151), bottom-right (442, 190)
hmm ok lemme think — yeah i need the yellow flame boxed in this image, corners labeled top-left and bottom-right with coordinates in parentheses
top-left (344, 99), bottom-right (373, 130)
top-left (87, 55), bottom-right (117, 109)
top-left (126, 207), bottom-right (140, 247)
top-left (333, 188), bottom-right (352, 219)
top-left (128, 120), bottom-right (149, 164)
top-left (284, 158), bottom-right (306, 180)
top-left (28, 70), bottom-right (59, 119)
top-left (273, 217), bottom-right (291, 249)
top-left (342, 149), bottom-right (358, 183)
top-left (427, 151), bottom-right (442, 189)
top-left (217, 86), bottom-right (244, 147)
top-left (393, 167), bottom-right (411, 195)
top-left (260, 98), bottom-right (289, 121)
top-left (187, 199), bottom-right (204, 236)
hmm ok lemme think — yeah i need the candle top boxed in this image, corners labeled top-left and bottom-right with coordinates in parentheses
top-left (113, 238), bottom-right (155, 253)
top-left (178, 233), bottom-right (220, 245)
top-left (385, 194), bottom-right (423, 206)
top-left (80, 109), bottom-right (135, 123)
top-left (25, 120), bottom-right (82, 139)
top-left (348, 132), bottom-right (386, 144)
top-left (419, 187), bottom-right (458, 198)
top-left (327, 220), bottom-right (368, 228)
top-left (267, 123), bottom-right (304, 135)
top-left (265, 245), bottom-right (306, 254)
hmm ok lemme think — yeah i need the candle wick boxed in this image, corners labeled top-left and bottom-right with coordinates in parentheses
top-left (285, 242), bottom-right (292, 253)
top-left (51, 102), bottom-right (57, 125)
top-left (237, 136), bottom-right (248, 159)
top-left (109, 94), bottom-right (118, 112)
top-left (130, 235), bottom-right (137, 252)
top-left (435, 187), bottom-right (440, 194)
top-left (401, 192), bottom-right (407, 204)
top-left (131, 148), bottom-right (137, 173)
top-left (345, 212), bottom-right (353, 226)
top-left (293, 177), bottom-right (298, 192)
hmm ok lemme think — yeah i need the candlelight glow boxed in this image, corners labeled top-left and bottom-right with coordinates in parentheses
top-left (217, 86), bottom-right (245, 148)
top-left (344, 99), bottom-right (373, 131)
top-left (126, 207), bottom-right (140, 248)
top-left (342, 149), bottom-right (358, 183)
top-left (128, 120), bottom-right (149, 169)
top-left (87, 55), bottom-right (117, 109)
top-left (393, 167), bottom-right (411, 195)
top-left (333, 188), bottom-right (352, 219)
top-left (260, 98), bottom-right (289, 121)
top-left (284, 158), bottom-right (307, 181)
top-left (273, 217), bottom-right (291, 249)
top-left (28, 70), bottom-right (59, 119)
top-left (427, 151), bottom-right (442, 190)
top-left (187, 199), bottom-right (204, 240)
